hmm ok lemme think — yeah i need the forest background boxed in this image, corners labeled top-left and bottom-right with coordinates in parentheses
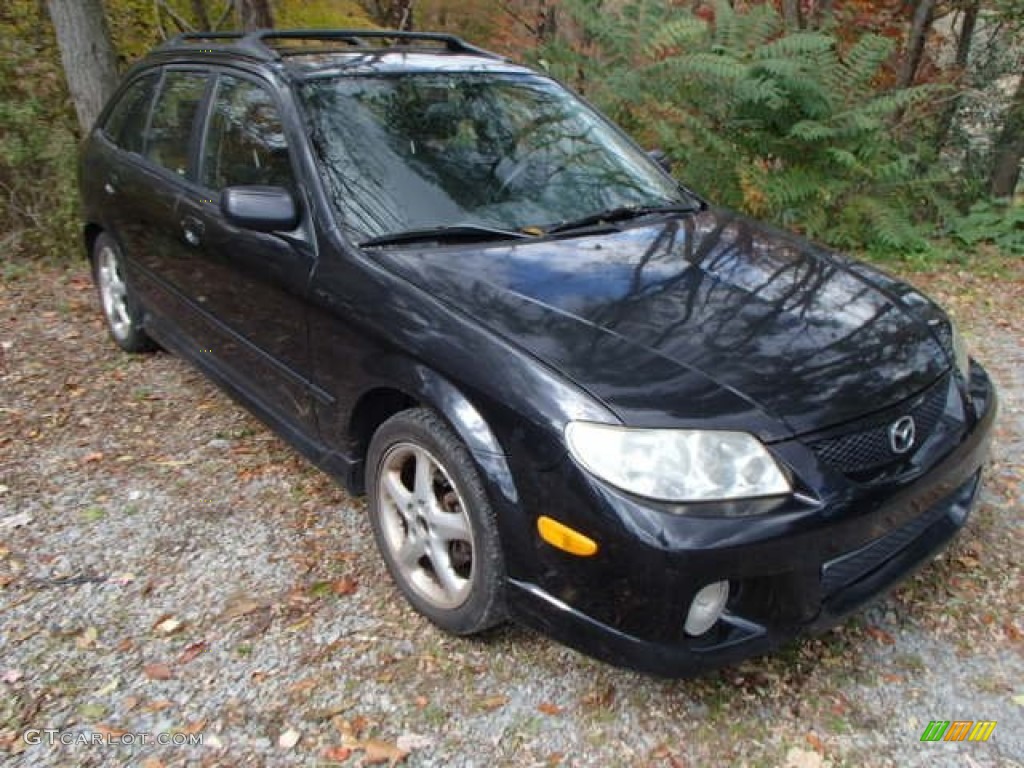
top-left (1, 0), bottom-right (1022, 267)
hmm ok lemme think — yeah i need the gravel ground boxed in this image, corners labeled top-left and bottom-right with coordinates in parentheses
top-left (1, 256), bottom-right (1022, 768)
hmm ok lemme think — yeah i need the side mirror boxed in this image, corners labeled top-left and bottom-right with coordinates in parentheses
top-left (647, 148), bottom-right (673, 174)
top-left (221, 186), bottom-right (299, 232)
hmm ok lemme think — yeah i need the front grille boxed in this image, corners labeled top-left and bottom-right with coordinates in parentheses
top-left (808, 376), bottom-right (949, 476)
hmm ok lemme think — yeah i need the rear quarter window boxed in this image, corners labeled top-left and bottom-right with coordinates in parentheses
top-left (102, 72), bottom-right (159, 153)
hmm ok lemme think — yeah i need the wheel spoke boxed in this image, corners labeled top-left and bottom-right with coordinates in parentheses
top-left (398, 535), bottom-right (426, 569)
top-left (427, 538), bottom-right (466, 598)
top-left (427, 502), bottom-right (471, 542)
top-left (382, 469), bottom-right (413, 513)
top-left (412, 448), bottom-right (434, 499)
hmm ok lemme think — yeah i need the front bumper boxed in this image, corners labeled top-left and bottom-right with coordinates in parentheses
top-left (503, 363), bottom-right (997, 677)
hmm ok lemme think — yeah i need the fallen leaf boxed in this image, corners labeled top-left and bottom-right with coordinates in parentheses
top-left (360, 739), bottom-right (408, 766)
top-left (805, 731), bottom-right (825, 753)
top-left (581, 684), bottom-right (615, 709)
top-left (278, 728), bottom-right (301, 749)
top-left (537, 702), bottom-right (563, 716)
top-left (0, 512), bottom-right (32, 529)
top-left (179, 641), bottom-right (207, 664)
top-left (94, 724), bottom-right (129, 738)
top-left (289, 678), bottom-right (318, 694)
top-left (93, 678), bottom-right (118, 697)
top-left (332, 577), bottom-right (358, 596)
top-left (177, 720), bottom-right (205, 736)
top-left (152, 615), bottom-right (183, 635)
top-left (140, 758), bottom-right (165, 768)
top-left (223, 594), bottom-right (265, 619)
top-left (865, 626), bottom-right (895, 645)
top-left (784, 746), bottom-right (825, 768)
top-left (76, 626), bottom-right (99, 649)
top-left (141, 700), bottom-right (173, 713)
top-left (323, 746), bottom-right (352, 761)
top-left (479, 695), bottom-right (507, 711)
top-left (2, 669), bottom-right (23, 684)
top-left (143, 663), bottom-right (173, 681)
top-left (81, 451), bottom-right (104, 464)
top-left (396, 732), bottom-right (433, 752)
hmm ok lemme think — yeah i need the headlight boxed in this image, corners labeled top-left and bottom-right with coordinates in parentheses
top-left (951, 321), bottom-right (970, 376)
top-left (564, 422), bottom-right (791, 503)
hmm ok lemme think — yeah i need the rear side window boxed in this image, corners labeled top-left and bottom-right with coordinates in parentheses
top-left (145, 72), bottom-right (209, 177)
top-left (201, 76), bottom-right (294, 191)
top-left (103, 73), bottom-right (159, 153)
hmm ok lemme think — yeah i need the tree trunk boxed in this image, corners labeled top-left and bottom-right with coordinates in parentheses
top-left (237, 0), bottom-right (274, 31)
top-left (935, 0), bottom-right (979, 149)
top-left (782, 0), bottom-right (800, 29)
top-left (897, 0), bottom-right (937, 88)
top-left (990, 74), bottom-right (1024, 199)
top-left (46, 0), bottom-right (119, 134)
top-left (191, 0), bottom-right (212, 29)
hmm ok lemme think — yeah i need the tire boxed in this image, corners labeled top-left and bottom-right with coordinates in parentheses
top-left (91, 232), bottom-right (155, 353)
top-left (366, 408), bottom-right (506, 635)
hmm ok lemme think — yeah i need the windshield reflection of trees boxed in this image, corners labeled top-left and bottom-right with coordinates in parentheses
top-left (304, 73), bottom-right (677, 238)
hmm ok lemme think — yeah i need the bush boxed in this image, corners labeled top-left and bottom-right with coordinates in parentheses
top-left (538, 0), bottom-right (952, 255)
top-left (0, 34), bottom-right (79, 263)
top-left (948, 199), bottom-right (1024, 255)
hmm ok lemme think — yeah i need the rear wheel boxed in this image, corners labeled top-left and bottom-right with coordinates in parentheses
top-left (92, 232), bottom-right (154, 353)
top-left (366, 408), bottom-right (506, 635)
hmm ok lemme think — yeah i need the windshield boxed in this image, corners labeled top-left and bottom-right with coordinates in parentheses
top-left (300, 72), bottom-right (691, 242)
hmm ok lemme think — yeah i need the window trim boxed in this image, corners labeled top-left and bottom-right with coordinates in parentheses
top-left (193, 68), bottom-right (299, 196)
top-left (139, 66), bottom-right (215, 184)
top-left (100, 69), bottom-right (161, 154)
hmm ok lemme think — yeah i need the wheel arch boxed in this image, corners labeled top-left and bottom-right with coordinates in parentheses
top-left (348, 362), bottom-right (519, 505)
top-left (83, 222), bottom-right (104, 261)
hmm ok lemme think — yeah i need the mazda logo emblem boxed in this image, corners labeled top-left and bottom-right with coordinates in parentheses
top-left (888, 415), bottom-right (916, 454)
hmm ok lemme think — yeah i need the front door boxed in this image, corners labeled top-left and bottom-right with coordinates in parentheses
top-left (175, 72), bottom-right (317, 431)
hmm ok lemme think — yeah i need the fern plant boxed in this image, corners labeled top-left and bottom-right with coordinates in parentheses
top-left (538, 0), bottom-right (950, 254)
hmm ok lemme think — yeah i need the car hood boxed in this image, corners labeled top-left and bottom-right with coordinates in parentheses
top-left (373, 207), bottom-right (952, 439)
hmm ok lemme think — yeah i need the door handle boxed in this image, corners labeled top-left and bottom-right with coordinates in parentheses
top-left (181, 216), bottom-right (204, 247)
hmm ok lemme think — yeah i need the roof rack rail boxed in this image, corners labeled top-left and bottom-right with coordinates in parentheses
top-left (158, 28), bottom-right (504, 62)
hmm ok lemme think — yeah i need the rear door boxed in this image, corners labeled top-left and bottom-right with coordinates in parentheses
top-left (87, 70), bottom-right (162, 305)
top-left (174, 71), bottom-right (317, 430)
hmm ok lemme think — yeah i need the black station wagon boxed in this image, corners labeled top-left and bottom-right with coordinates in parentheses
top-left (79, 30), bottom-right (997, 676)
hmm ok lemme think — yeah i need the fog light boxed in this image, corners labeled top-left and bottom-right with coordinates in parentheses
top-left (684, 580), bottom-right (729, 636)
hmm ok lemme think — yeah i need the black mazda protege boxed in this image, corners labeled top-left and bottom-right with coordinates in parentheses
top-left (79, 30), bottom-right (997, 676)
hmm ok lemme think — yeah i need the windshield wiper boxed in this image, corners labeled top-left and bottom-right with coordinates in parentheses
top-left (359, 225), bottom-right (530, 248)
top-left (545, 203), bottom-right (698, 235)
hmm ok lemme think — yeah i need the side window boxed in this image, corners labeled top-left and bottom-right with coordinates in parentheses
top-left (103, 73), bottom-right (159, 153)
top-left (144, 72), bottom-right (209, 177)
top-left (201, 76), bottom-right (294, 191)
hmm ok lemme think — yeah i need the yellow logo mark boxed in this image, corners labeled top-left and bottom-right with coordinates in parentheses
top-left (968, 721), bottom-right (997, 742)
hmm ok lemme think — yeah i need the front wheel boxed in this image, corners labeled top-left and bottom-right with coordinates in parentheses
top-left (366, 408), bottom-right (506, 635)
top-left (92, 232), bottom-right (154, 353)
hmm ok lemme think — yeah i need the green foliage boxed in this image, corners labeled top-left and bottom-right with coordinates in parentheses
top-left (948, 200), bottom-right (1024, 255)
top-left (0, 8), bottom-right (79, 261)
top-left (541, 0), bottom-right (952, 255)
